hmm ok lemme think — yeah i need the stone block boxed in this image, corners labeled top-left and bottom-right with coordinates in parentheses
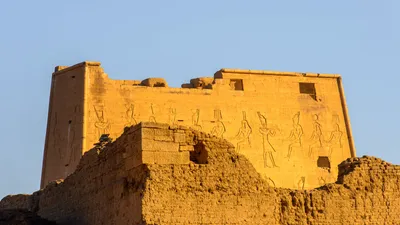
top-left (122, 140), bottom-right (141, 158)
top-left (179, 145), bottom-right (194, 152)
top-left (142, 151), bottom-right (190, 165)
top-left (154, 129), bottom-right (174, 142)
top-left (142, 139), bottom-right (179, 152)
top-left (174, 133), bottom-right (186, 143)
top-left (141, 128), bottom-right (155, 140)
top-left (125, 154), bottom-right (142, 170)
top-left (141, 78), bottom-right (168, 87)
top-left (140, 122), bottom-right (170, 130)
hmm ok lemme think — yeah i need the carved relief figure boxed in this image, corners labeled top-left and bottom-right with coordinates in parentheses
top-left (191, 109), bottom-right (202, 131)
top-left (149, 103), bottom-right (157, 123)
top-left (229, 80), bottom-right (236, 90)
top-left (258, 112), bottom-right (278, 168)
top-left (211, 109), bottom-right (226, 138)
top-left (297, 176), bottom-right (306, 190)
top-left (235, 111), bottom-right (252, 153)
top-left (94, 105), bottom-right (111, 138)
top-left (168, 108), bottom-right (177, 125)
top-left (325, 114), bottom-right (343, 157)
top-left (318, 172), bottom-right (335, 186)
top-left (318, 176), bottom-right (327, 186)
top-left (308, 114), bottom-right (323, 158)
top-left (124, 104), bottom-right (137, 127)
top-left (263, 175), bottom-right (276, 188)
top-left (286, 112), bottom-right (303, 159)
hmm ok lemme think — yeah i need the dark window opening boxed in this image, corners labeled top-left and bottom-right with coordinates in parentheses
top-left (71, 76), bottom-right (75, 78)
top-left (299, 82), bottom-right (317, 100)
top-left (317, 156), bottom-right (331, 170)
top-left (190, 142), bottom-right (208, 164)
top-left (230, 79), bottom-right (244, 91)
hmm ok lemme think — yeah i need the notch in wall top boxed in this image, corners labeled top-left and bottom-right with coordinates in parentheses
top-left (54, 66), bottom-right (69, 72)
top-left (141, 78), bottom-right (168, 87)
top-left (53, 61), bottom-right (102, 75)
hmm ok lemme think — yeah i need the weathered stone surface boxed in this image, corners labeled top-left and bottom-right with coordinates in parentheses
top-left (1, 125), bottom-right (399, 224)
top-left (179, 145), bottom-right (194, 151)
top-left (142, 139), bottom-right (179, 152)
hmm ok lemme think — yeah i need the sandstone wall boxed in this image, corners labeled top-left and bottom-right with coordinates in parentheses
top-left (42, 62), bottom-right (355, 190)
top-left (3, 123), bottom-right (399, 224)
top-left (41, 63), bottom-right (86, 187)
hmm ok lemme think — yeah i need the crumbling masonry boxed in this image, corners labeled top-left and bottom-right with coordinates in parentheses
top-left (1, 123), bottom-right (400, 224)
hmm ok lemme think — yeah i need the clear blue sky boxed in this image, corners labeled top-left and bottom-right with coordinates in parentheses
top-left (0, 1), bottom-right (398, 198)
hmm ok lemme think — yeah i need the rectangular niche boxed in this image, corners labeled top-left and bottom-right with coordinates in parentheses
top-left (317, 156), bottom-right (331, 170)
top-left (299, 82), bottom-right (317, 100)
top-left (230, 79), bottom-right (244, 91)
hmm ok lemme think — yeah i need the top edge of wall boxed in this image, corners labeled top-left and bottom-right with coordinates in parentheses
top-left (53, 61), bottom-right (101, 76)
top-left (218, 68), bottom-right (341, 78)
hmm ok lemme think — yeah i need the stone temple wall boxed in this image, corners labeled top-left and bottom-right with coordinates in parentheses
top-left (41, 61), bottom-right (355, 190)
top-left (2, 123), bottom-right (399, 225)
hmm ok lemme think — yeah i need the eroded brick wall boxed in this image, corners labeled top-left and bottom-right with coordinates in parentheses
top-left (2, 123), bottom-right (399, 224)
top-left (141, 128), bottom-right (400, 224)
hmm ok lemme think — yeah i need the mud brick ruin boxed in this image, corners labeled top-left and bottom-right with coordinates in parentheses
top-left (1, 62), bottom-right (399, 224)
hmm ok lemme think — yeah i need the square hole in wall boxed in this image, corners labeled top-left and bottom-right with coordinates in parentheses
top-left (317, 156), bottom-right (331, 170)
top-left (230, 79), bottom-right (244, 91)
top-left (299, 82), bottom-right (316, 100)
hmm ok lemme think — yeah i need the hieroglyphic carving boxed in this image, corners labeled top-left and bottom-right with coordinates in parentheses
top-left (65, 105), bottom-right (79, 167)
top-left (124, 104), bottom-right (137, 127)
top-left (308, 114), bottom-right (323, 158)
top-left (258, 112), bottom-right (278, 168)
top-left (52, 112), bottom-right (64, 160)
top-left (168, 108), bottom-right (177, 125)
top-left (286, 112), bottom-right (303, 159)
top-left (211, 109), bottom-right (226, 138)
top-left (318, 172), bottom-right (335, 186)
top-left (149, 103), bottom-right (157, 123)
top-left (191, 109), bottom-right (202, 131)
top-left (318, 176), bottom-right (327, 186)
top-left (94, 105), bottom-right (111, 138)
top-left (235, 111), bottom-right (252, 153)
top-left (263, 175), bottom-right (276, 188)
top-left (297, 176), bottom-right (306, 190)
top-left (325, 114), bottom-right (343, 157)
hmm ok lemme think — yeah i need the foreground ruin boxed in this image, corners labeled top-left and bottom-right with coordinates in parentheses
top-left (1, 123), bottom-right (399, 224)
